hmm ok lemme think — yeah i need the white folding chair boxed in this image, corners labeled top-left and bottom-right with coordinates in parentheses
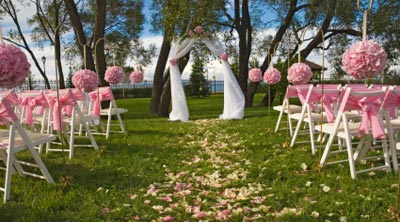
top-left (273, 84), bottom-right (309, 136)
top-left (89, 87), bottom-right (127, 139)
top-left (0, 97), bottom-right (55, 203)
top-left (316, 87), bottom-right (391, 179)
top-left (380, 86), bottom-right (400, 172)
top-left (46, 89), bottom-right (99, 159)
top-left (289, 84), bottom-right (341, 155)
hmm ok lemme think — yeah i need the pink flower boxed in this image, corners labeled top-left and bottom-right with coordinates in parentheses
top-left (130, 71), bottom-right (144, 84)
top-left (105, 66), bottom-right (124, 84)
top-left (194, 26), bottom-right (203, 34)
top-left (248, 68), bottom-right (263, 82)
top-left (264, 67), bottom-right (281, 84)
top-left (72, 69), bottom-right (100, 92)
top-left (193, 211), bottom-right (207, 218)
top-left (169, 58), bottom-right (177, 66)
top-left (160, 195), bottom-right (172, 202)
top-left (342, 40), bottom-right (387, 80)
top-left (287, 63), bottom-right (312, 84)
top-left (133, 215), bottom-right (141, 221)
top-left (188, 30), bottom-right (195, 38)
top-left (162, 215), bottom-right (175, 221)
top-left (0, 42), bottom-right (31, 88)
top-left (102, 207), bottom-right (110, 214)
top-left (220, 53), bottom-right (228, 62)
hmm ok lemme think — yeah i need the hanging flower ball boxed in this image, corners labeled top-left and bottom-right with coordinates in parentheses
top-left (105, 66), bottom-right (124, 85)
top-left (220, 53), bottom-right (228, 62)
top-left (72, 69), bottom-right (100, 92)
top-left (264, 67), bottom-right (281, 84)
top-left (130, 71), bottom-right (144, 84)
top-left (287, 63), bottom-right (313, 84)
top-left (248, 68), bottom-right (263, 82)
top-left (188, 26), bottom-right (209, 38)
top-left (342, 40), bottom-right (387, 80)
top-left (0, 42), bottom-right (31, 88)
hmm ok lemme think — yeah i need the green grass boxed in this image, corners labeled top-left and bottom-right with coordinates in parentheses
top-left (0, 93), bottom-right (399, 221)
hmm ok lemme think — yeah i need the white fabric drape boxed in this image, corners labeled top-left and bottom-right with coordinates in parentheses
top-left (204, 39), bottom-right (245, 119)
top-left (168, 38), bottom-right (195, 122)
top-left (168, 37), bottom-right (245, 121)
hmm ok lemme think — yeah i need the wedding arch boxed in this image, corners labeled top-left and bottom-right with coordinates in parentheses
top-left (168, 31), bottom-right (245, 122)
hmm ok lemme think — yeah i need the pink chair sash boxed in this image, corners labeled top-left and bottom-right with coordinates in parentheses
top-left (302, 86), bottom-right (339, 123)
top-left (89, 87), bottom-right (114, 116)
top-left (380, 88), bottom-right (400, 118)
top-left (0, 98), bottom-right (18, 125)
top-left (0, 90), bottom-right (20, 106)
top-left (339, 90), bottom-right (385, 139)
top-left (20, 92), bottom-right (49, 125)
top-left (47, 90), bottom-right (77, 131)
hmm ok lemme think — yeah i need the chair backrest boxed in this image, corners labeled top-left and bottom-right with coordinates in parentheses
top-left (338, 87), bottom-right (386, 139)
top-left (46, 89), bottom-right (78, 131)
top-left (0, 97), bottom-right (19, 126)
top-left (89, 87), bottom-right (115, 116)
top-left (18, 91), bottom-right (49, 125)
top-left (0, 90), bottom-right (20, 106)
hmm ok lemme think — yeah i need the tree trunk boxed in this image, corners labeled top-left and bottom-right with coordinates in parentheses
top-left (64, 0), bottom-right (96, 71)
top-left (234, 0), bottom-right (252, 107)
top-left (158, 54), bottom-right (190, 117)
top-left (158, 77), bottom-right (171, 117)
top-left (94, 0), bottom-right (107, 86)
top-left (150, 36), bottom-right (171, 113)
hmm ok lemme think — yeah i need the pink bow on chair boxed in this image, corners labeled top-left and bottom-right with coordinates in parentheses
top-left (322, 95), bottom-right (336, 123)
top-left (357, 97), bottom-right (385, 139)
top-left (89, 87), bottom-right (114, 116)
top-left (0, 98), bottom-right (18, 125)
top-left (20, 93), bottom-right (49, 125)
top-left (47, 90), bottom-right (77, 131)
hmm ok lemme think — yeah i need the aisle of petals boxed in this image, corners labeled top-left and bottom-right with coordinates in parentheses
top-left (133, 119), bottom-right (283, 221)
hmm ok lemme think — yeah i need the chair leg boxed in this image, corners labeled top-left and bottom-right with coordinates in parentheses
top-left (275, 109), bottom-right (284, 133)
top-left (106, 112), bottom-right (112, 140)
top-left (345, 135), bottom-right (357, 179)
top-left (83, 122), bottom-right (99, 151)
top-left (320, 133), bottom-right (337, 166)
top-left (116, 113), bottom-right (125, 133)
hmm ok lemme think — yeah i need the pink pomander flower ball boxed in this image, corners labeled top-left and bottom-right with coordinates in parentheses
top-left (248, 68), bottom-right (263, 82)
top-left (264, 67), bottom-right (281, 84)
top-left (194, 26), bottom-right (203, 34)
top-left (220, 53), bottom-right (228, 62)
top-left (72, 69), bottom-right (100, 92)
top-left (0, 43), bottom-right (31, 88)
top-left (287, 63), bottom-right (312, 84)
top-left (342, 40), bottom-right (387, 80)
top-left (105, 66), bottom-right (124, 85)
top-left (130, 71), bottom-right (144, 84)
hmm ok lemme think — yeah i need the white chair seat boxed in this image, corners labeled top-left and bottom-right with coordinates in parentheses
top-left (100, 107), bottom-right (128, 116)
top-left (0, 130), bottom-right (56, 150)
top-left (273, 104), bottom-right (302, 114)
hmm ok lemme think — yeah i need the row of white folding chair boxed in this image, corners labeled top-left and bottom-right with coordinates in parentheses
top-left (289, 84), bottom-right (341, 155)
top-left (45, 89), bottom-right (99, 159)
top-left (273, 84), bottom-right (309, 136)
top-left (315, 87), bottom-right (393, 179)
top-left (0, 96), bottom-right (55, 203)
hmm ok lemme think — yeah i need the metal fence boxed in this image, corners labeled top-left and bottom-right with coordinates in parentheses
top-left (6, 79), bottom-right (226, 94)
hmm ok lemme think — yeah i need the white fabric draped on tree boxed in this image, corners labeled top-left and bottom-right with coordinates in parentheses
top-left (168, 37), bottom-right (245, 122)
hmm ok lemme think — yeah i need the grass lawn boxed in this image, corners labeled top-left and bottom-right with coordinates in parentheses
top-left (0, 93), bottom-right (399, 221)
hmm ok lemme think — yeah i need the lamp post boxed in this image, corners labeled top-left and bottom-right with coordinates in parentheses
top-left (212, 75), bottom-right (216, 94)
top-left (41, 56), bottom-right (46, 89)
